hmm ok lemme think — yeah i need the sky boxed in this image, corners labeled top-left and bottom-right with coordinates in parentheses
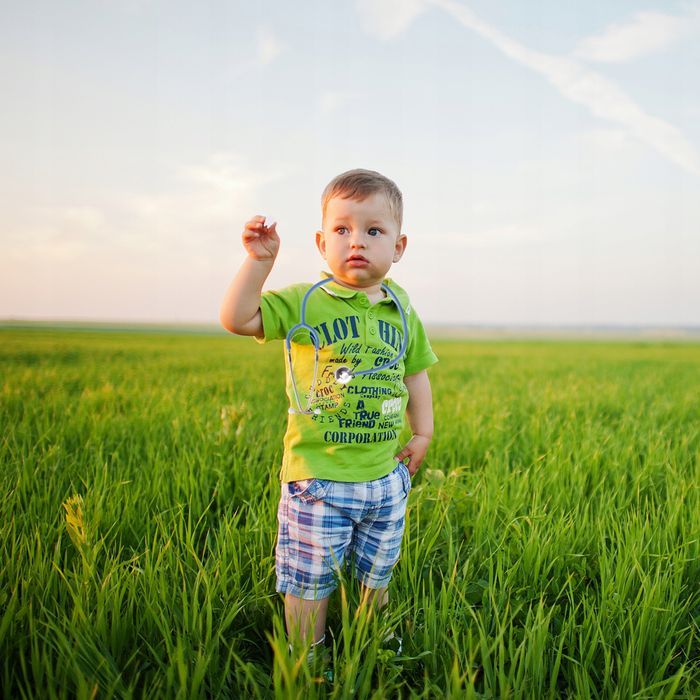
top-left (1, 0), bottom-right (699, 327)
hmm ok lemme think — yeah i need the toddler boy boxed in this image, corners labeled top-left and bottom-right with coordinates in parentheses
top-left (219, 169), bottom-right (437, 655)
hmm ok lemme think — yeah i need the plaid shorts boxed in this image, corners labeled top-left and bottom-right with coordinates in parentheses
top-left (275, 461), bottom-right (412, 600)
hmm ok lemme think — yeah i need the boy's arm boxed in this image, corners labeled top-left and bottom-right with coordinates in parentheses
top-left (219, 215), bottom-right (279, 337)
top-left (395, 369), bottom-right (434, 476)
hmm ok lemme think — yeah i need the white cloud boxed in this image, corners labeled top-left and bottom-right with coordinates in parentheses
top-left (317, 91), bottom-right (362, 116)
top-left (2, 154), bottom-right (288, 264)
top-left (227, 28), bottom-right (284, 80)
top-left (0, 152), bottom-right (295, 321)
top-left (257, 27), bottom-right (284, 65)
top-left (115, 154), bottom-right (288, 251)
top-left (354, 0), bottom-right (428, 39)
top-left (3, 207), bottom-right (102, 264)
top-left (573, 9), bottom-right (699, 63)
top-left (179, 153), bottom-right (282, 192)
top-left (427, 0), bottom-right (700, 176)
top-left (59, 206), bottom-right (106, 231)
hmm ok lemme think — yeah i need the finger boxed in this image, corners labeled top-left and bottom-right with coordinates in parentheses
top-left (242, 229), bottom-right (262, 242)
top-left (395, 448), bottom-right (411, 462)
top-left (244, 225), bottom-right (263, 239)
top-left (244, 225), bottom-right (278, 243)
top-left (247, 215), bottom-right (268, 227)
top-left (262, 222), bottom-right (278, 237)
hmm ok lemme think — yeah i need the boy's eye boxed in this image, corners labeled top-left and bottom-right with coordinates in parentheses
top-left (368, 227), bottom-right (382, 236)
top-left (335, 226), bottom-right (348, 234)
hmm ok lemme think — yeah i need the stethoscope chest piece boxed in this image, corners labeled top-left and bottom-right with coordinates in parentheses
top-left (334, 367), bottom-right (353, 384)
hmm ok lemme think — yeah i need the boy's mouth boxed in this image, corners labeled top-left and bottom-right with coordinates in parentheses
top-left (347, 254), bottom-right (369, 267)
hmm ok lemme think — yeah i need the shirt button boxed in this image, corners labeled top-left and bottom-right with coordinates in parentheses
top-left (360, 297), bottom-right (368, 307)
top-left (368, 311), bottom-right (375, 319)
top-left (369, 327), bottom-right (376, 335)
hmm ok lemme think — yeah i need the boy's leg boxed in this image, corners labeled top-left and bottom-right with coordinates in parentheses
top-left (351, 462), bottom-right (411, 608)
top-left (285, 593), bottom-right (330, 646)
top-left (359, 584), bottom-right (403, 654)
top-left (359, 584), bottom-right (388, 611)
top-left (277, 478), bottom-right (355, 650)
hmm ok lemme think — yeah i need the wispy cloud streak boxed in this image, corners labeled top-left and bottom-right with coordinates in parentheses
top-left (355, 0), bottom-right (428, 39)
top-left (257, 27), bottom-right (284, 65)
top-left (429, 0), bottom-right (700, 176)
top-left (573, 8), bottom-right (700, 63)
top-left (356, 0), bottom-right (700, 175)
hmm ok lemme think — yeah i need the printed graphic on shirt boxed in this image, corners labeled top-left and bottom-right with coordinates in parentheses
top-left (288, 313), bottom-right (406, 445)
top-left (311, 315), bottom-right (361, 348)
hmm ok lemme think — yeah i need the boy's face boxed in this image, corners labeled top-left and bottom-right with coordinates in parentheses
top-left (316, 192), bottom-right (407, 290)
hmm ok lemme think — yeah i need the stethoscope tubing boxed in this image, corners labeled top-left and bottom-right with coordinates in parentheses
top-left (285, 278), bottom-right (409, 414)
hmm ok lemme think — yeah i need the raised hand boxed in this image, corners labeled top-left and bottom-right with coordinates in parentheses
top-left (242, 215), bottom-right (280, 262)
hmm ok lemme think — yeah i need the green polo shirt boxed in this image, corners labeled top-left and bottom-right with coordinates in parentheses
top-left (257, 273), bottom-right (438, 482)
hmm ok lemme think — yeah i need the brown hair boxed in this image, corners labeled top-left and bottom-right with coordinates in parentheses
top-left (321, 169), bottom-right (403, 229)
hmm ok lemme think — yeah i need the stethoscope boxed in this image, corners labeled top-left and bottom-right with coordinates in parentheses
top-left (285, 278), bottom-right (409, 415)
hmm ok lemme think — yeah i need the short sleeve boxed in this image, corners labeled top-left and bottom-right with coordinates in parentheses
top-left (255, 284), bottom-right (305, 344)
top-left (404, 308), bottom-right (438, 375)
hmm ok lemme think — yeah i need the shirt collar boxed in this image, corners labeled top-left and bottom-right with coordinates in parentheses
top-left (319, 271), bottom-right (410, 311)
top-left (319, 271), bottom-right (358, 298)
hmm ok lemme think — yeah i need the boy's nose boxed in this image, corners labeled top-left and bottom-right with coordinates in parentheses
top-left (350, 232), bottom-right (366, 248)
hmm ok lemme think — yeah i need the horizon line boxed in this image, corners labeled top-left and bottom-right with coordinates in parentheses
top-left (2, 318), bottom-right (699, 340)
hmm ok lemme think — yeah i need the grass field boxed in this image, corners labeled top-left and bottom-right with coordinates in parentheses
top-left (1, 327), bottom-right (699, 698)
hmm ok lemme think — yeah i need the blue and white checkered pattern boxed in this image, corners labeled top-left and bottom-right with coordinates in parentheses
top-left (276, 462), bottom-right (412, 600)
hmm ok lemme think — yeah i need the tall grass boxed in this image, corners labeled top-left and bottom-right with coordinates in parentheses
top-left (1, 328), bottom-right (698, 698)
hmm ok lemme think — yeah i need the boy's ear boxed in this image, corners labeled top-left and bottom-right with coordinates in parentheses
top-left (393, 233), bottom-right (407, 263)
top-left (315, 230), bottom-right (326, 258)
